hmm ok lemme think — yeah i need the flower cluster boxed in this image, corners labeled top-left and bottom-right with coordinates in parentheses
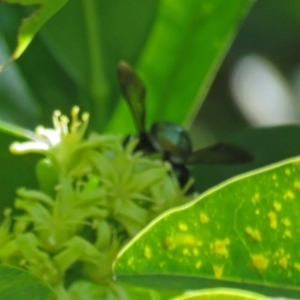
top-left (0, 108), bottom-right (194, 299)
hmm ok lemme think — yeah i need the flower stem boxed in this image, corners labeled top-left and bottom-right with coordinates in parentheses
top-left (82, 0), bottom-right (110, 129)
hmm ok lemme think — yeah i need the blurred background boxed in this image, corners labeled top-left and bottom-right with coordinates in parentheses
top-left (1, 0), bottom-right (300, 198)
top-left (1, 1), bottom-right (300, 139)
top-left (191, 0), bottom-right (300, 146)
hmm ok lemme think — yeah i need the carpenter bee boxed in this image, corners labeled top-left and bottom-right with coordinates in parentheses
top-left (117, 62), bottom-right (253, 193)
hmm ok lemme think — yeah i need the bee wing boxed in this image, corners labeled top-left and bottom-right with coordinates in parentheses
top-left (117, 61), bottom-right (146, 134)
top-left (186, 142), bottom-right (253, 165)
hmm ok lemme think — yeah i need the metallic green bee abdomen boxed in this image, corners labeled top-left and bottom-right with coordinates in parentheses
top-left (149, 121), bottom-right (192, 163)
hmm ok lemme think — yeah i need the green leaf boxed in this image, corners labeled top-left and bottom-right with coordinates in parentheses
top-left (114, 156), bottom-right (300, 299)
top-left (68, 280), bottom-right (181, 300)
top-left (0, 33), bottom-right (40, 127)
top-left (171, 288), bottom-right (267, 300)
top-left (1, 0), bottom-right (68, 69)
top-left (0, 119), bottom-right (35, 140)
top-left (0, 265), bottom-right (57, 299)
top-left (0, 4), bottom-right (78, 121)
top-left (107, 0), bottom-right (255, 133)
top-left (118, 283), bottom-right (180, 300)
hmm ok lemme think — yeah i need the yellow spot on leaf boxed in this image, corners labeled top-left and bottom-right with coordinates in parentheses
top-left (178, 223), bottom-right (188, 232)
top-left (192, 248), bottom-right (199, 256)
top-left (284, 229), bottom-right (292, 238)
top-left (272, 174), bottom-right (277, 181)
top-left (283, 190), bottom-right (295, 200)
top-left (199, 212), bottom-right (209, 224)
top-left (255, 209), bottom-right (260, 215)
top-left (144, 246), bottom-right (152, 259)
top-left (178, 234), bottom-right (202, 247)
top-left (245, 227), bottom-right (262, 242)
top-left (251, 254), bottom-right (269, 272)
top-left (166, 234), bottom-right (202, 249)
top-left (294, 263), bottom-right (300, 273)
top-left (211, 238), bottom-right (230, 257)
top-left (182, 247), bottom-right (191, 256)
top-left (127, 257), bottom-right (134, 266)
top-left (278, 255), bottom-right (289, 269)
top-left (281, 218), bottom-right (291, 227)
top-left (293, 180), bottom-right (300, 192)
top-left (213, 265), bottom-right (223, 278)
top-left (268, 211), bottom-right (277, 229)
top-left (195, 260), bottom-right (202, 269)
top-left (285, 168), bottom-right (291, 176)
top-left (273, 201), bottom-right (282, 212)
top-left (251, 193), bottom-right (260, 204)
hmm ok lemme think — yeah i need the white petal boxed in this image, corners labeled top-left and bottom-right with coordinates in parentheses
top-left (10, 141), bottom-right (49, 154)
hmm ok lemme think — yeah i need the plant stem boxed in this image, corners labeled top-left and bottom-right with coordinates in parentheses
top-left (82, 0), bottom-right (110, 129)
top-left (0, 119), bottom-right (35, 140)
top-left (54, 283), bottom-right (72, 300)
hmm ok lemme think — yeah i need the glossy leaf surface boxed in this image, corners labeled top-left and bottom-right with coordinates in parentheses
top-left (0, 265), bottom-right (57, 299)
top-left (171, 288), bottom-right (267, 300)
top-left (115, 157), bottom-right (300, 299)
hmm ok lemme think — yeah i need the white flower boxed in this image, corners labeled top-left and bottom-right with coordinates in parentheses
top-left (10, 107), bottom-right (89, 174)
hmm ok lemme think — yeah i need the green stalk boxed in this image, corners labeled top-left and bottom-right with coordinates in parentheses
top-left (82, 0), bottom-right (110, 129)
top-left (0, 119), bottom-right (35, 140)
